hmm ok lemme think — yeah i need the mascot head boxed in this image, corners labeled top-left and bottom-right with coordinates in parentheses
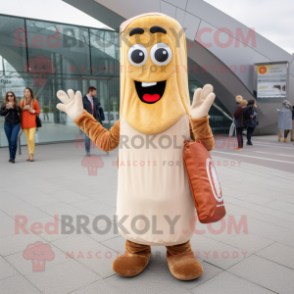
top-left (119, 13), bottom-right (190, 134)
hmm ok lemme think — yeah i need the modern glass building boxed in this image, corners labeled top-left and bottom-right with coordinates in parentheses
top-left (0, 13), bottom-right (232, 148)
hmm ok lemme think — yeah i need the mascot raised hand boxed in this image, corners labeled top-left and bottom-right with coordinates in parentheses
top-left (57, 13), bottom-right (215, 280)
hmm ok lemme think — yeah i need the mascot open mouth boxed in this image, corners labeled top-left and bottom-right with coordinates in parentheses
top-left (134, 81), bottom-right (166, 104)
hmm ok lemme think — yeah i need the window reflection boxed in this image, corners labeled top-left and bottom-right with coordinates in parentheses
top-left (0, 14), bottom-right (120, 147)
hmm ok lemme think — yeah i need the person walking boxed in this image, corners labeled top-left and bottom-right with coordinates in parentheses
top-left (82, 86), bottom-right (104, 156)
top-left (20, 88), bottom-right (40, 162)
top-left (0, 91), bottom-right (21, 163)
top-left (278, 100), bottom-right (292, 143)
top-left (246, 100), bottom-right (258, 146)
top-left (229, 95), bottom-right (243, 137)
top-left (234, 99), bottom-right (248, 150)
top-left (234, 95), bottom-right (243, 112)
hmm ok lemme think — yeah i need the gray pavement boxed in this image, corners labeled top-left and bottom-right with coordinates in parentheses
top-left (0, 135), bottom-right (293, 294)
top-left (213, 135), bottom-right (294, 173)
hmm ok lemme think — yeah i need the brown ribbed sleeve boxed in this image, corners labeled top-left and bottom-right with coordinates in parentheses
top-left (189, 115), bottom-right (214, 151)
top-left (74, 110), bottom-right (120, 152)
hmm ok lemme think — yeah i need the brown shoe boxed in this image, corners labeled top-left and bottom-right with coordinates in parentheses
top-left (278, 134), bottom-right (282, 142)
top-left (112, 240), bottom-right (151, 277)
top-left (29, 154), bottom-right (34, 162)
top-left (166, 241), bottom-right (203, 281)
top-left (284, 138), bottom-right (289, 143)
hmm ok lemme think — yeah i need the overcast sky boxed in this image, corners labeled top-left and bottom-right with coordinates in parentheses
top-left (205, 0), bottom-right (294, 54)
top-left (0, 0), bottom-right (293, 54)
top-left (0, 0), bottom-right (109, 29)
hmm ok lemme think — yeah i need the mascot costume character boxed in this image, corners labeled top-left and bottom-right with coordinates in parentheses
top-left (56, 13), bottom-right (216, 281)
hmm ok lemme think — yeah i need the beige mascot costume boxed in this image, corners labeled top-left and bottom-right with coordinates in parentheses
top-left (57, 13), bottom-right (215, 280)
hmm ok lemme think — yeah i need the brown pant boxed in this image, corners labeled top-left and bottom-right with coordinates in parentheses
top-left (125, 239), bottom-right (191, 255)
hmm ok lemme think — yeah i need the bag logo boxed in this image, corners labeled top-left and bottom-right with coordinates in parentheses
top-left (206, 158), bottom-right (223, 202)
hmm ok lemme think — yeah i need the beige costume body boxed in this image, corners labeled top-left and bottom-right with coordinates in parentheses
top-left (56, 12), bottom-right (217, 280)
top-left (117, 114), bottom-right (196, 246)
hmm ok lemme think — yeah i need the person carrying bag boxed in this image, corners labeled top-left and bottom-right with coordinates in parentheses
top-left (0, 91), bottom-right (21, 163)
top-left (20, 88), bottom-right (40, 162)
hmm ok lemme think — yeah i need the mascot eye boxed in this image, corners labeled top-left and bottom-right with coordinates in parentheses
top-left (128, 44), bottom-right (148, 67)
top-left (150, 43), bottom-right (172, 66)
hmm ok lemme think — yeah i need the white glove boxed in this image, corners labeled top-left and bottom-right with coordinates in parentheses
top-left (56, 89), bottom-right (83, 121)
top-left (191, 84), bottom-right (216, 119)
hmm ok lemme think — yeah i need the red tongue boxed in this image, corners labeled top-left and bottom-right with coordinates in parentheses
top-left (142, 94), bottom-right (160, 102)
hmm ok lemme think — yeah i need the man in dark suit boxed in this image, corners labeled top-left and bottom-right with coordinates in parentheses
top-left (82, 86), bottom-right (105, 156)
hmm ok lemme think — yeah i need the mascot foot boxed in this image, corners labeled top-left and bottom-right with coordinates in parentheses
top-left (112, 240), bottom-right (151, 277)
top-left (166, 240), bottom-right (203, 281)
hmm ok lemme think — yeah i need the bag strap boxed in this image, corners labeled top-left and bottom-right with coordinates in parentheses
top-left (200, 134), bottom-right (213, 139)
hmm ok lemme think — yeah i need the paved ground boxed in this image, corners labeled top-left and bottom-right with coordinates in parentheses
top-left (213, 134), bottom-right (294, 173)
top-left (0, 135), bottom-right (293, 294)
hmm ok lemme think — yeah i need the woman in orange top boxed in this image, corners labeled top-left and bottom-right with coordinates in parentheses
top-left (20, 88), bottom-right (40, 162)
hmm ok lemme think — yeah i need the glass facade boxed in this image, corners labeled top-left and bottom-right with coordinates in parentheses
top-left (0, 14), bottom-right (231, 148)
